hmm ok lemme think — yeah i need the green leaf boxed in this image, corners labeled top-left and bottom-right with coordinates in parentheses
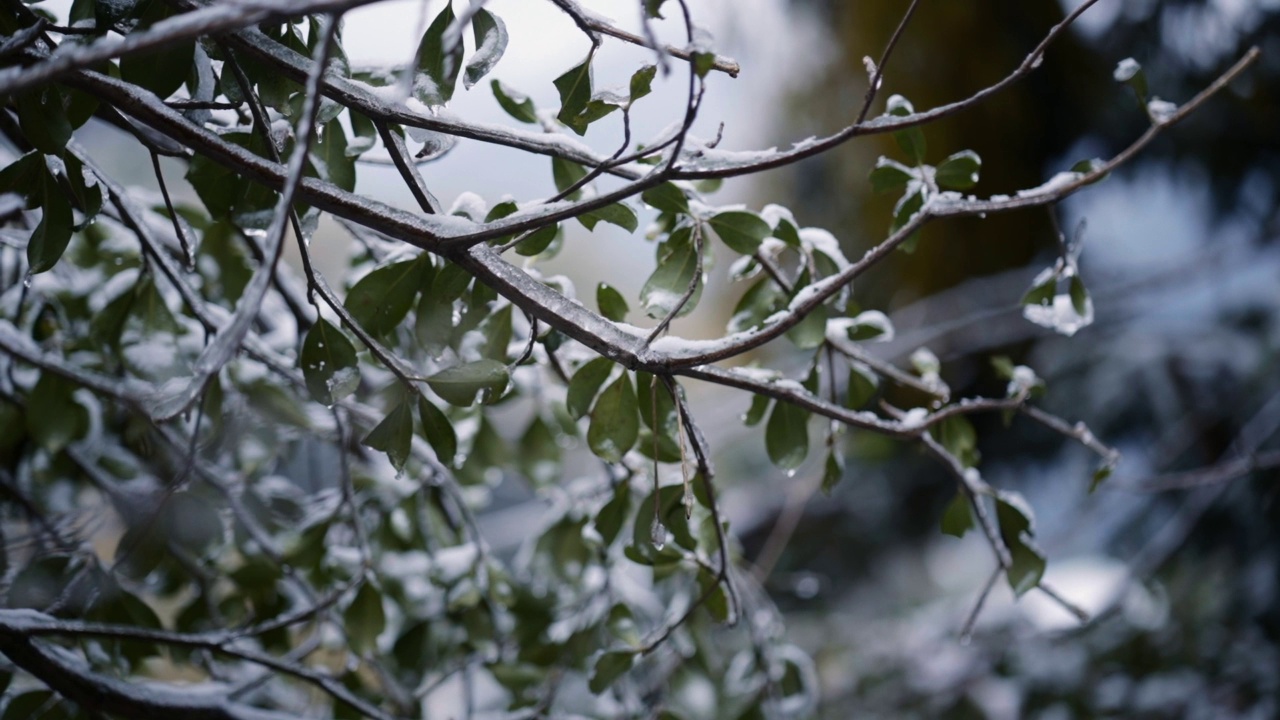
top-left (597, 282), bottom-right (629, 322)
top-left (728, 277), bottom-right (785, 333)
top-left (887, 94), bottom-right (926, 164)
top-left (743, 393), bottom-right (770, 426)
top-left (846, 362), bottom-right (878, 409)
top-left (463, 9), bottom-right (509, 89)
top-left (27, 164), bottom-right (74, 274)
top-left (996, 494), bottom-right (1046, 596)
top-left (692, 51), bottom-right (716, 78)
top-left (937, 415), bottom-right (979, 468)
top-left (642, 182), bottom-right (689, 215)
top-left (567, 357), bottom-right (614, 420)
top-left (432, 260), bottom-right (472, 300)
top-left (491, 80), bottom-right (537, 123)
top-left (347, 110), bottom-right (378, 157)
top-left (891, 187), bottom-right (925, 252)
top-left (0, 152), bottom-right (42, 205)
top-left (418, 395), bottom-right (457, 466)
top-left (708, 211), bottom-right (771, 255)
top-left (552, 156), bottom-right (588, 196)
top-left (821, 450), bottom-right (845, 494)
top-left (25, 373), bottom-right (88, 453)
top-left (2, 691), bottom-right (64, 720)
top-left (766, 399), bottom-right (809, 470)
top-left (120, 0), bottom-right (193, 100)
top-left (1090, 462), bottom-right (1114, 493)
top-left (869, 158), bottom-right (914, 194)
top-left (579, 202), bottom-right (638, 232)
top-left (1113, 57), bottom-right (1147, 101)
top-left (640, 227), bottom-right (699, 319)
top-left (940, 491), bottom-right (974, 537)
top-left (513, 224), bottom-right (559, 257)
top-left (315, 119), bottom-right (356, 192)
top-left (345, 582), bottom-right (386, 655)
top-left (163, 492), bottom-right (223, 553)
top-left (414, 2), bottom-right (464, 105)
top-left (1069, 274), bottom-right (1089, 316)
top-left (62, 153), bottom-right (102, 225)
top-left (595, 481), bottom-right (631, 547)
top-left (427, 359), bottom-right (509, 406)
top-left (629, 64), bottom-right (657, 102)
top-left (562, 98), bottom-right (618, 135)
top-left (344, 256), bottom-right (428, 336)
top-left (480, 303), bottom-right (513, 362)
top-left (519, 415), bottom-right (561, 486)
top-left (554, 51), bottom-right (595, 127)
top-left (644, 0), bottom-right (669, 18)
top-left (588, 373), bottom-right (639, 463)
top-left (16, 88), bottom-right (73, 156)
top-left (363, 397), bottom-right (414, 471)
top-left (936, 150), bottom-right (981, 190)
top-left (589, 650), bottom-right (635, 694)
top-left (301, 318), bottom-right (361, 406)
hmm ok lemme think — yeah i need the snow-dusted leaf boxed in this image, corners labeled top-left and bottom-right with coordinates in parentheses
top-left (414, 2), bottom-right (464, 105)
top-left (464, 9), bottom-right (508, 89)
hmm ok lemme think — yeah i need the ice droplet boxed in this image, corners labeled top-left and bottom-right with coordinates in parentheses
top-left (650, 516), bottom-right (666, 550)
top-left (683, 482), bottom-right (694, 519)
top-left (22, 272), bottom-right (32, 288)
top-left (785, 468), bottom-right (796, 478)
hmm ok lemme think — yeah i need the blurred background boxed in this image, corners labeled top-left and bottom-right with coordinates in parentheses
top-left (66, 0), bottom-right (1280, 716)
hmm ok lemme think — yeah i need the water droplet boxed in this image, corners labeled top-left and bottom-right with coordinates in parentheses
top-left (650, 516), bottom-right (666, 550)
top-left (22, 272), bottom-right (32, 288)
top-left (785, 468), bottom-right (796, 478)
